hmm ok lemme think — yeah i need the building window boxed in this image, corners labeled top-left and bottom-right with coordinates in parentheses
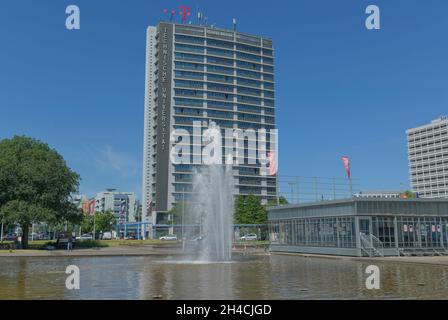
top-left (175, 61), bottom-right (205, 71)
top-left (175, 43), bottom-right (205, 53)
top-left (207, 39), bottom-right (234, 50)
top-left (175, 52), bottom-right (204, 62)
top-left (207, 56), bottom-right (234, 67)
top-left (237, 60), bottom-right (261, 71)
top-left (175, 34), bottom-right (205, 44)
top-left (207, 65), bottom-right (234, 75)
top-left (236, 52), bottom-right (261, 62)
top-left (237, 69), bottom-right (261, 79)
top-left (207, 47), bottom-right (234, 58)
top-left (174, 70), bottom-right (204, 80)
top-left (236, 43), bottom-right (261, 54)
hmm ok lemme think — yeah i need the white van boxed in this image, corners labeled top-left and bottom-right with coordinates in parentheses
top-left (102, 232), bottom-right (113, 240)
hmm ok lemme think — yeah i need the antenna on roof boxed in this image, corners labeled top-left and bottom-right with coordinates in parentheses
top-left (233, 18), bottom-right (237, 32)
top-left (196, 1), bottom-right (201, 26)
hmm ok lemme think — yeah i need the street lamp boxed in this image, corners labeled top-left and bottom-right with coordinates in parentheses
top-left (182, 186), bottom-right (185, 243)
top-left (199, 211), bottom-right (203, 238)
top-left (93, 211), bottom-right (96, 240)
top-left (288, 182), bottom-right (297, 204)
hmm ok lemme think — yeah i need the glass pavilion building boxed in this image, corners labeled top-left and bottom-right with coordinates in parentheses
top-left (268, 198), bottom-right (448, 257)
top-left (142, 22), bottom-right (277, 227)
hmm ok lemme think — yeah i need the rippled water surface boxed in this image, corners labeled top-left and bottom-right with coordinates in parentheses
top-left (1, 254), bottom-right (448, 299)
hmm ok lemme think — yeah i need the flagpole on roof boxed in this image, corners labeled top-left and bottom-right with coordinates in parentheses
top-left (342, 156), bottom-right (353, 198)
top-left (93, 210), bottom-right (96, 240)
top-left (349, 176), bottom-right (353, 198)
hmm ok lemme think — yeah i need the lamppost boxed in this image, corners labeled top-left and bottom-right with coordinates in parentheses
top-left (93, 211), bottom-right (96, 240)
top-left (288, 182), bottom-right (296, 204)
top-left (199, 212), bottom-right (203, 238)
top-left (333, 177), bottom-right (336, 200)
top-left (296, 177), bottom-right (300, 204)
top-left (182, 186), bottom-right (185, 248)
top-left (276, 175), bottom-right (280, 206)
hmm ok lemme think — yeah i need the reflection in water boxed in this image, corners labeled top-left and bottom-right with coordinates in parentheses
top-left (0, 255), bottom-right (448, 299)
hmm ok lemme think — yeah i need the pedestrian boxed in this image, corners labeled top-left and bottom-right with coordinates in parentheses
top-left (17, 235), bottom-right (22, 249)
top-left (67, 236), bottom-right (73, 252)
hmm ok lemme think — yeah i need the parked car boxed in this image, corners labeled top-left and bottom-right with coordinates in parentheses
top-left (28, 232), bottom-right (41, 240)
top-left (3, 234), bottom-right (18, 241)
top-left (41, 234), bottom-right (51, 240)
top-left (56, 232), bottom-right (75, 249)
top-left (187, 236), bottom-right (204, 249)
top-left (159, 234), bottom-right (178, 241)
top-left (78, 233), bottom-right (94, 241)
top-left (240, 234), bottom-right (258, 241)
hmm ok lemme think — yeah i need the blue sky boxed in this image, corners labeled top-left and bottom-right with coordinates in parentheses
top-left (0, 0), bottom-right (447, 199)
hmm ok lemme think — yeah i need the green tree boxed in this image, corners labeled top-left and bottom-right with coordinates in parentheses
top-left (267, 196), bottom-right (289, 207)
top-left (95, 210), bottom-right (116, 232)
top-left (234, 195), bottom-right (267, 225)
top-left (402, 190), bottom-right (417, 199)
top-left (0, 208), bottom-right (8, 242)
top-left (81, 215), bottom-right (94, 233)
top-left (79, 210), bottom-right (116, 234)
top-left (167, 202), bottom-right (185, 225)
top-left (0, 136), bottom-right (81, 248)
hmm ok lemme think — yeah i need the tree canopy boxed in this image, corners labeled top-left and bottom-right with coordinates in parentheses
top-left (234, 195), bottom-right (267, 225)
top-left (81, 210), bottom-right (116, 233)
top-left (402, 190), bottom-right (418, 199)
top-left (0, 136), bottom-right (81, 247)
top-left (235, 195), bottom-right (289, 225)
top-left (267, 196), bottom-right (289, 207)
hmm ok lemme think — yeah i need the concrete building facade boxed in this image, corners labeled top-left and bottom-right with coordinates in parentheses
top-left (407, 117), bottom-right (448, 198)
top-left (142, 22), bottom-right (278, 226)
top-left (268, 198), bottom-right (448, 257)
top-left (94, 189), bottom-right (137, 223)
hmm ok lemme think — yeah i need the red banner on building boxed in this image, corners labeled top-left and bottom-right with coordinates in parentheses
top-left (268, 152), bottom-right (277, 176)
top-left (89, 199), bottom-right (96, 216)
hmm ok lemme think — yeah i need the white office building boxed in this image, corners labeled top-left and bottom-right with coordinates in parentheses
top-left (94, 189), bottom-right (137, 223)
top-left (407, 117), bottom-right (448, 198)
top-left (142, 21), bottom-right (278, 227)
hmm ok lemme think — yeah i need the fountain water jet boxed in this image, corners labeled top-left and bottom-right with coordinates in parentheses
top-left (186, 164), bottom-right (235, 262)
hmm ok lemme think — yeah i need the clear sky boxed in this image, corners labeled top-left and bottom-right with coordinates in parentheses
top-left (1, 0), bottom-right (447, 199)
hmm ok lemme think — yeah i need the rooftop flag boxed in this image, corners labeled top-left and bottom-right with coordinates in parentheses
top-left (342, 156), bottom-right (351, 180)
top-left (179, 6), bottom-right (191, 23)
